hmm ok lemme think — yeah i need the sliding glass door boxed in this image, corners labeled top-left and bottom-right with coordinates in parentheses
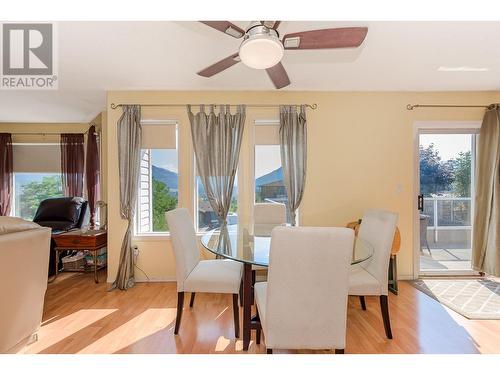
top-left (417, 130), bottom-right (478, 275)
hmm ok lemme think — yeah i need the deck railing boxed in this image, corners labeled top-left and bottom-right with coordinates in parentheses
top-left (423, 196), bottom-right (472, 243)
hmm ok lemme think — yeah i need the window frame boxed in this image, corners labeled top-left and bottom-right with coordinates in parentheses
top-left (10, 142), bottom-right (64, 219)
top-left (134, 120), bottom-right (179, 238)
top-left (252, 119), bottom-right (298, 225)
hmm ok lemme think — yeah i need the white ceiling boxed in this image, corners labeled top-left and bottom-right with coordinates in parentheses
top-left (1, 21), bottom-right (500, 123)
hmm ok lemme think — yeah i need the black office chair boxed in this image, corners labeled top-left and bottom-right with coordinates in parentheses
top-left (33, 197), bottom-right (89, 276)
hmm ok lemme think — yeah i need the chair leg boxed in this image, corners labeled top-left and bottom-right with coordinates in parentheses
top-left (239, 280), bottom-right (243, 307)
top-left (174, 292), bottom-right (184, 335)
top-left (255, 309), bottom-right (261, 344)
top-left (359, 296), bottom-right (367, 311)
top-left (266, 348), bottom-right (273, 354)
top-left (189, 292), bottom-right (196, 308)
top-left (251, 270), bottom-right (256, 305)
top-left (232, 294), bottom-right (240, 338)
top-left (335, 349), bottom-right (345, 354)
top-left (379, 295), bottom-right (393, 339)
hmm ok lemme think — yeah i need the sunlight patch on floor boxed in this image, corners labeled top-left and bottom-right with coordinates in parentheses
top-left (234, 339), bottom-right (253, 352)
top-left (214, 336), bottom-right (230, 352)
top-left (77, 308), bottom-right (177, 354)
top-left (19, 309), bottom-right (118, 353)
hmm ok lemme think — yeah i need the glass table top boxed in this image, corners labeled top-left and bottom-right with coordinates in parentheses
top-left (200, 224), bottom-right (374, 267)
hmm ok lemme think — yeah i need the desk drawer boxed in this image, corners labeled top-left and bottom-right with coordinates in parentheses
top-left (54, 233), bottom-right (107, 248)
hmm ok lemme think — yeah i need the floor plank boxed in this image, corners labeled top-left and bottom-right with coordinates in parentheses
top-left (18, 271), bottom-right (500, 354)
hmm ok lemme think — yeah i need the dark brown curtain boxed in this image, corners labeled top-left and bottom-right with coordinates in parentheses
top-left (0, 133), bottom-right (13, 216)
top-left (61, 133), bottom-right (84, 197)
top-left (86, 126), bottom-right (100, 227)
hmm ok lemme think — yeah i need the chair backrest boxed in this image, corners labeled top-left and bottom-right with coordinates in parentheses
top-left (253, 203), bottom-right (286, 236)
top-left (33, 197), bottom-right (88, 231)
top-left (265, 226), bottom-right (354, 350)
top-left (359, 209), bottom-right (398, 295)
top-left (165, 208), bottom-right (200, 292)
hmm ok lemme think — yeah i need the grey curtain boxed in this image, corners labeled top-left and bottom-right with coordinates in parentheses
top-left (112, 105), bottom-right (142, 290)
top-left (279, 105), bottom-right (307, 226)
top-left (472, 105), bottom-right (500, 276)
top-left (187, 105), bottom-right (245, 224)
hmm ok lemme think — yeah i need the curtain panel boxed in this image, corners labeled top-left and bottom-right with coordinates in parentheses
top-left (472, 105), bottom-right (500, 276)
top-left (60, 133), bottom-right (85, 197)
top-left (0, 133), bottom-right (13, 216)
top-left (187, 104), bottom-right (246, 224)
top-left (86, 125), bottom-right (100, 227)
top-left (112, 105), bottom-right (142, 290)
top-left (279, 105), bottom-right (307, 226)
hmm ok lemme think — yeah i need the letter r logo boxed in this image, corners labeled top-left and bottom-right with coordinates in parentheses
top-left (2, 23), bottom-right (53, 75)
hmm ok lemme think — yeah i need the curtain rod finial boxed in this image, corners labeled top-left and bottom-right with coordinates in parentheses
top-left (407, 104), bottom-right (415, 110)
top-left (110, 103), bottom-right (118, 110)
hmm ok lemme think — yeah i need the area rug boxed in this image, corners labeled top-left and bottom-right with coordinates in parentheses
top-left (411, 278), bottom-right (500, 319)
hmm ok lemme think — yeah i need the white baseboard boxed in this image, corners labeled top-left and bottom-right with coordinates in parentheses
top-left (398, 275), bottom-right (415, 280)
top-left (106, 277), bottom-right (176, 284)
top-left (106, 274), bottom-right (416, 284)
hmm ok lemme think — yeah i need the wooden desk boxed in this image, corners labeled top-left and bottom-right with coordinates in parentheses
top-left (52, 229), bottom-right (107, 283)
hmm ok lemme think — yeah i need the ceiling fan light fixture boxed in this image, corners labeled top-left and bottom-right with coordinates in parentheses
top-left (239, 34), bottom-right (284, 70)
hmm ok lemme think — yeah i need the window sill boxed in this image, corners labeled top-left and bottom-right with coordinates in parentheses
top-left (132, 232), bottom-right (209, 241)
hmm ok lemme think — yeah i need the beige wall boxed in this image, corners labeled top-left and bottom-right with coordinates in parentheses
top-left (106, 91), bottom-right (500, 283)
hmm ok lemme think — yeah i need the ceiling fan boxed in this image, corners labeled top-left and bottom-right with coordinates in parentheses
top-left (197, 21), bottom-right (368, 89)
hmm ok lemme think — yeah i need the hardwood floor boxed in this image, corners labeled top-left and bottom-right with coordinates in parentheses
top-left (18, 271), bottom-right (500, 354)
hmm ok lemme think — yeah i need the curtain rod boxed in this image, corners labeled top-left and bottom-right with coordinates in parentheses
top-left (406, 103), bottom-right (497, 110)
top-left (9, 130), bottom-right (98, 136)
top-left (110, 103), bottom-right (318, 110)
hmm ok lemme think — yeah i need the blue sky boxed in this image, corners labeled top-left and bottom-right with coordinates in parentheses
top-left (420, 134), bottom-right (472, 161)
top-left (151, 149), bottom-right (178, 173)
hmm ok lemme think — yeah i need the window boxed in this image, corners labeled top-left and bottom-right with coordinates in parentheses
top-left (254, 121), bottom-right (292, 224)
top-left (14, 173), bottom-right (63, 220)
top-left (195, 169), bottom-right (238, 232)
top-left (255, 145), bottom-right (287, 203)
top-left (12, 143), bottom-right (63, 220)
top-left (136, 121), bottom-right (178, 234)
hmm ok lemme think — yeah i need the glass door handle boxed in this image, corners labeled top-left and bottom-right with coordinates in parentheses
top-left (417, 194), bottom-right (424, 212)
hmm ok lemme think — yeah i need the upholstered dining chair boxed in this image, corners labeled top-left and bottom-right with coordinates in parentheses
top-left (166, 208), bottom-right (243, 337)
top-left (348, 209), bottom-right (398, 339)
top-left (254, 226), bottom-right (354, 354)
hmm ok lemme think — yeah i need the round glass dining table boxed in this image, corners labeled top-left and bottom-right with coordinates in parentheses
top-left (200, 224), bottom-right (374, 351)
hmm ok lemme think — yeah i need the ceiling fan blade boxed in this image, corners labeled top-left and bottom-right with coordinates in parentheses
top-left (197, 53), bottom-right (240, 77)
top-left (200, 21), bottom-right (245, 38)
top-left (261, 21), bottom-right (281, 29)
top-left (266, 62), bottom-right (290, 89)
top-left (283, 27), bottom-right (368, 49)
